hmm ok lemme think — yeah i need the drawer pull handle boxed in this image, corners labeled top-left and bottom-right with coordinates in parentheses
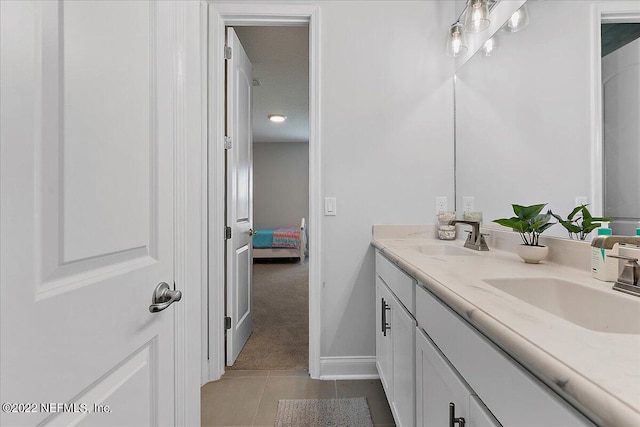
top-left (381, 298), bottom-right (391, 336)
top-left (449, 402), bottom-right (465, 427)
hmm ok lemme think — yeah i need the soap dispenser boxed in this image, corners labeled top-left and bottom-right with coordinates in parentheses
top-left (591, 225), bottom-right (619, 282)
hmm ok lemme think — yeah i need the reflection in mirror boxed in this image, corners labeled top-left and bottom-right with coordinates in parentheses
top-left (602, 24), bottom-right (640, 236)
top-left (455, 1), bottom-right (640, 239)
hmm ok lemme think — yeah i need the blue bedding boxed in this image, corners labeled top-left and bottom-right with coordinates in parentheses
top-left (253, 229), bottom-right (275, 248)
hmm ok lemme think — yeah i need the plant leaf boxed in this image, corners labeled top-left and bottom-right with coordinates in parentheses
top-left (494, 218), bottom-right (528, 233)
top-left (537, 222), bottom-right (555, 233)
top-left (513, 203), bottom-right (547, 220)
top-left (567, 205), bottom-right (583, 220)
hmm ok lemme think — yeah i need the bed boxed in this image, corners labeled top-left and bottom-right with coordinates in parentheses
top-left (252, 218), bottom-right (307, 263)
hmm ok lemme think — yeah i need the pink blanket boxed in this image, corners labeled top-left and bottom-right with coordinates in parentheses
top-left (272, 228), bottom-right (301, 249)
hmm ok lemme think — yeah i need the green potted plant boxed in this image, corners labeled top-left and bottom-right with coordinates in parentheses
top-left (548, 204), bottom-right (610, 240)
top-left (493, 203), bottom-right (555, 263)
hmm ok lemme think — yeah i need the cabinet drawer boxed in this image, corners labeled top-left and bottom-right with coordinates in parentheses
top-left (376, 251), bottom-right (415, 315)
top-left (415, 284), bottom-right (595, 427)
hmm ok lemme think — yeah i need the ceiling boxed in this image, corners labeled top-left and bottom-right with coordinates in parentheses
top-left (234, 26), bottom-right (309, 144)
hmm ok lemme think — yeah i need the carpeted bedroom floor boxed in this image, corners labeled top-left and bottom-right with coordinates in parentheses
top-left (229, 259), bottom-right (309, 370)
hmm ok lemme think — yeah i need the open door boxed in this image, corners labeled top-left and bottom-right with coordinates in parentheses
top-left (225, 27), bottom-right (254, 366)
top-left (1, 1), bottom-right (180, 425)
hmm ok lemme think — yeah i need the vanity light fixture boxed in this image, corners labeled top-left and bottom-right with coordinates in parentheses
top-left (503, 3), bottom-right (530, 33)
top-left (268, 114), bottom-right (287, 123)
top-left (446, 22), bottom-right (468, 57)
top-left (446, 0), bottom-right (497, 57)
top-left (464, 0), bottom-right (491, 33)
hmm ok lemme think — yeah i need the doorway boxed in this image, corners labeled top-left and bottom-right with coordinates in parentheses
top-left (205, 4), bottom-right (321, 382)
top-left (228, 25), bottom-right (310, 370)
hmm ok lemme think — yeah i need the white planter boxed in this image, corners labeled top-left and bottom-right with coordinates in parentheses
top-left (516, 245), bottom-right (549, 264)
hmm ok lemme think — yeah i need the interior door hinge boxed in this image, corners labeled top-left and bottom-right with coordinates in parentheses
top-left (224, 136), bottom-right (232, 149)
top-left (225, 226), bottom-right (231, 240)
top-left (225, 316), bottom-right (232, 330)
top-left (224, 46), bottom-right (232, 60)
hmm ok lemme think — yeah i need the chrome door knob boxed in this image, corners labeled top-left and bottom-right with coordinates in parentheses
top-left (149, 282), bottom-right (182, 313)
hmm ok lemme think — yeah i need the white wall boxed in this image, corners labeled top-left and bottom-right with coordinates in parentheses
top-left (318, 1), bottom-right (455, 360)
top-left (253, 142), bottom-right (309, 229)
top-left (211, 0), bottom-right (456, 373)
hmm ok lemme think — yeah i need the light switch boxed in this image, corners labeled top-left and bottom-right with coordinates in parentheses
top-left (324, 197), bottom-right (337, 216)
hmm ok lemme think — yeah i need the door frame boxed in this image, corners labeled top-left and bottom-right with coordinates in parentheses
top-left (175, 1), bottom-right (207, 425)
top-left (204, 2), bottom-right (322, 381)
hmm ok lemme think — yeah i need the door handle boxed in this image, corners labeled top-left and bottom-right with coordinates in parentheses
top-left (249, 228), bottom-right (255, 236)
top-left (149, 282), bottom-right (182, 313)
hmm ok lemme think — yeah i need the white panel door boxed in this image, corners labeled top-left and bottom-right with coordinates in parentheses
top-left (602, 37), bottom-right (640, 234)
top-left (1, 1), bottom-right (179, 425)
top-left (226, 27), bottom-right (254, 366)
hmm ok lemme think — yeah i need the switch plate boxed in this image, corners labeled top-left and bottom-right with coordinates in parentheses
top-left (575, 196), bottom-right (588, 207)
top-left (436, 197), bottom-right (448, 214)
top-left (324, 197), bottom-right (337, 216)
top-left (463, 197), bottom-right (475, 213)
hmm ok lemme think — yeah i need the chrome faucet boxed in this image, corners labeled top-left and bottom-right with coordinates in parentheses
top-left (608, 254), bottom-right (640, 297)
top-left (449, 220), bottom-right (489, 251)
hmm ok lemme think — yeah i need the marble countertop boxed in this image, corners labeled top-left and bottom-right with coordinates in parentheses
top-left (372, 227), bottom-right (640, 427)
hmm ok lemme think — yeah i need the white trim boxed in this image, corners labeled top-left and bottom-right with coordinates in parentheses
top-left (204, 2), bottom-right (322, 381)
top-left (176, 0), bottom-right (207, 425)
top-left (590, 2), bottom-right (640, 217)
top-left (206, 4), bottom-right (227, 382)
top-left (318, 357), bottom-right (379, 380)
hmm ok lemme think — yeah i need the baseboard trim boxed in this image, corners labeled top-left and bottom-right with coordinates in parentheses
top-left (319, 356), bottom-right (379, 380)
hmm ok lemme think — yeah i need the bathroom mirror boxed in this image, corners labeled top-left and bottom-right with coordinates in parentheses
top-left (455, 0), bottom-right (640, 238)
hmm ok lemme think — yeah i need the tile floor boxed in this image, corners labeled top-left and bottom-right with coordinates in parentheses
top-left (201, 370), bottom-right (395, 426)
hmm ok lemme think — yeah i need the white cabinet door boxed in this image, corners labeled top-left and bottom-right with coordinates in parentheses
top-left (416, 327), bottom-right (471, 427)
top-left (416, 328), bottom-right (501, 427)
top-left (390, 291), bottom-right (416, 427)
top-left (375, 277), bottom-right (394, 399)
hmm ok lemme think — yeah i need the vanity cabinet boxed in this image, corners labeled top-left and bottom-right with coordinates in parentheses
top-left (374, 248), bottom-right (596, 427)
top-left (415, 283), bottom-right (595, 427)
top-left (375, 253), bottom-right (416, 427)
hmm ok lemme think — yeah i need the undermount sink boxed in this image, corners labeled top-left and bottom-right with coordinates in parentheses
top-left (400, 244), bottom-right (478, 256)
top-left (483, 277), bottom-right (640, 334)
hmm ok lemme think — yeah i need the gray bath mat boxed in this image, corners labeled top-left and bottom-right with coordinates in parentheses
top-left (274, 397), bottom-right (373, 427)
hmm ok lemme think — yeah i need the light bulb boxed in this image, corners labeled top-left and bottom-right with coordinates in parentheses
top-left (446, 23), bottom-right (468, 57)
top-left (482, 36), bottom-right (498, 56)
top-left (504, 4), bottom-right (529, 33)
top-left (464, 0), bottom-right (490, 34)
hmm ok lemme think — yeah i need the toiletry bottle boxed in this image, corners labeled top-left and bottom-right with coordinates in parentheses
top-left (591, 226), bottom-right (618, 282)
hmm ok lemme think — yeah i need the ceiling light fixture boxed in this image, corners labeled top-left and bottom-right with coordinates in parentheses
top-left (268, 114), bottom-right (287, 123)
